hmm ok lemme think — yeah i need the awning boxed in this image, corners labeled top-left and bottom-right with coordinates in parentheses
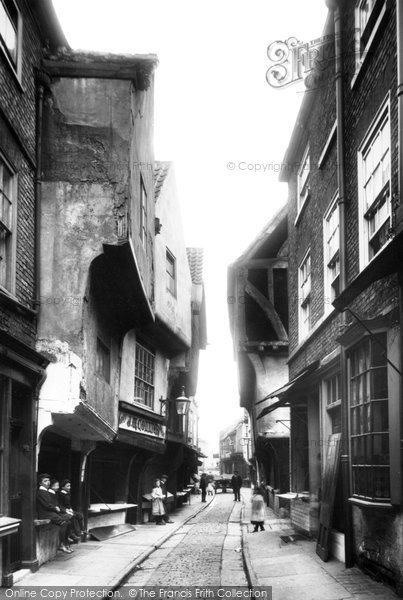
top-left (256, 361), bottom-right (319, 420)
top-left (52, 402), bottom-right (116, 442)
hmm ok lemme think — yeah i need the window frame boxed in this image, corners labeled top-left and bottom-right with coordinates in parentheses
top-left (296, 144), bottom-right (311, 218)
top-left (352, 0), bottom-right (389, 86)
top-left (347, 332), bottom-right (391, 503)
top-left (323, 193), bottom-right (340, 311)
top-left (166, 248), bottom-right (177, 297)
top-left (298, 248), bottom-right (311, 341)
top-left (357, 96), bottom-right (392, 270)
top-left (0, 0), bottom-right (22, 80)
top-left (0, 153), bottom-right (17, 295)
top-left (134, 342), bottom-right (155, 410)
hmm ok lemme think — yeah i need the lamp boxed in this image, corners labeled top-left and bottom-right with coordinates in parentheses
top-left (159, 386), bottom-right (191, 415)
top-left (174, 386), bottom-right (191, 415)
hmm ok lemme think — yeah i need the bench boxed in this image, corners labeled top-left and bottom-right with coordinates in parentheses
top-left (34, 519), bottom-right (60, 566)
top-left (176, 491), bottom-right (191, 506)
top-left (87, 503), bottom-right (137, 529)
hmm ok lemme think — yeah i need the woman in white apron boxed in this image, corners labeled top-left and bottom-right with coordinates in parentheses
top-left (151, 479), bottom-right (166, 525)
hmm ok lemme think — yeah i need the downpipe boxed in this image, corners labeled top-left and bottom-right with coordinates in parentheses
top-left (326, 0), bottom-right (354, 567)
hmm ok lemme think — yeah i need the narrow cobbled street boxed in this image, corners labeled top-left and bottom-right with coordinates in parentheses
top-left (121, 494), bottom-right (247, 588)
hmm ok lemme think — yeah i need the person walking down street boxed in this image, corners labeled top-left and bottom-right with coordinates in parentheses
top-left (251, 486), bottom-right (266, 532)
top-left (151, 479), bottom-right (166, 525)
top-left (36, 474), bottom-right (72, 554)
top-left (231, 471), bottom-right (243, 502)
top-left (160, 474), bottom-right (174, 523)
top-left (200, 473), bottom-right (207, 502)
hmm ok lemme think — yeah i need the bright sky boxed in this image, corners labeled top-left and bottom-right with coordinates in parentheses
top-left (53, 0), bottom-right (328, 453)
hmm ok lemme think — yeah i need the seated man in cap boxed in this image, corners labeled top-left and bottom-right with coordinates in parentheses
top-left (160, 474), bottom-right (174, 523)
top-left (36, 474), bottom-right (72, 553)
top-left (58, 479), bottom-right (86, 540)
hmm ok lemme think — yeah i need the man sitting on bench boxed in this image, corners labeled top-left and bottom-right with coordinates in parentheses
top-left (36, 473), bottom-right (72, 554)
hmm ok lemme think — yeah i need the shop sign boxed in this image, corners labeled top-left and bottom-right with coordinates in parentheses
top-left (118, 410), bottom-right (166, 440)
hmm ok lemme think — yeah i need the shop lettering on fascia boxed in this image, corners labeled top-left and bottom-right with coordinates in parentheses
top-left (118, 411), bottom-right (167, 440)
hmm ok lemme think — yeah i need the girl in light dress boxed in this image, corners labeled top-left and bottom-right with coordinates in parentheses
top-left (206, 480), bottom-right (215, 495)
top-left (151, 478), bottom-right (166, 525)
top-left (251, 486), bottom-right (265, 532)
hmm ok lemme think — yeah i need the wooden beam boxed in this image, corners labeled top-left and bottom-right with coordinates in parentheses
top-left (235, 270), bottom-right (247, 344)
top-left (242, 258), bottom-right (288, 268)
top-left (245, 281), bottom-right (289, 342)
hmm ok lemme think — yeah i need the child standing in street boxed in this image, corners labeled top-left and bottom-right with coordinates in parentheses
top-left (251, 486), bottom-right (265, 532)
top-left (206, 480), bottom-right (215, 496)
top-left (151, 479), bottom-right (166, 525)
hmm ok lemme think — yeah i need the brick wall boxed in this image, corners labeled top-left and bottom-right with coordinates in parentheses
top-left (287, 23), bottom-right (340, 376)
top-left (342, 4), bottom-right (398, 287)
top-left (0, 0), bottom-right (43, 347)
top-left (287, 2), bottom-right (399, 378)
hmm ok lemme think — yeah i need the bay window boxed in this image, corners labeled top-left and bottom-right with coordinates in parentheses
top-left (348, 333), bottom-right (389, 501)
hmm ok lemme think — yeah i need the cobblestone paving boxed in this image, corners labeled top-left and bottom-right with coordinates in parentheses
top-left (123, 494), bottom-right (241, 587)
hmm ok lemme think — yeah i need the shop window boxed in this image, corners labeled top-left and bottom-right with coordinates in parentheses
top-left (323, 195), bottom-right (340, 308)
top-left (297, 145), bottom-right (310, 215)
top-left (298, 250), bottom-right (311, 341)
top-left (166, 248), bottom-right (176, 297)
top-left (134, 342), bottom-right (155, 409)
top-left (348, 333), bottom-right (389, 501)
top-left (0, 0), bottom-right (20, 75)
top-left (358, 99), bottom-right (391, 267)
top-left (0, 156), bottom-right (15, 292)
top-left (96, 338), bottom-right (110, 383)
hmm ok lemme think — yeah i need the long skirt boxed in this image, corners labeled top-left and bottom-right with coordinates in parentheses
top-left (152, 498), bottom-right (166, 516)
top-left (251, 494), bottom-right (265, 523)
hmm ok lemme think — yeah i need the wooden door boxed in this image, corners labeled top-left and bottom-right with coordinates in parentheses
top-left (316, 433), bottom-right (342, 561)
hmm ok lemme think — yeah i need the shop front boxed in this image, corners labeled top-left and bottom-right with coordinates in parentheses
top-left (0, 331), bottom-right (49, 585)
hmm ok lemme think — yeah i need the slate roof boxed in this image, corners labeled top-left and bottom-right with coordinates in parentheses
top-left (154, 161), bottom-right (171, 201)
top-left (186, 248), bottom-right (204, 284)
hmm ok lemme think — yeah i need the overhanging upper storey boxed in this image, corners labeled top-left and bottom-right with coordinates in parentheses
top-left (42, 49), bottom-right (158, 90)
top-left (228, 205), bottom-right (289, 357)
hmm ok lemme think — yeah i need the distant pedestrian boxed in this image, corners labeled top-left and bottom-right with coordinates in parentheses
top-left (207, 480), bottom-right (215, 496)
top-left (200, 473), bottom-right (207, 502)
top-left (231, 471), bottom-right (243, 502)
top-left (151, 479), bottom-right (166, 525)
top-left (251, 486), bottom-right (265, 532)
top-left (160, 474), bottom-right (174, 523)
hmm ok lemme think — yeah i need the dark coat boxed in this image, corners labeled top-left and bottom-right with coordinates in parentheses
top-left (160, 481), bottom-right (168, 505)
top-left (36, 488), bottom-right (65, 523)
top-left (58, 490), bottom-right (72, 510)
top-left (231, 474), bottom-right (243, 491)
top-left (199, 476), bottom-right (207, 490)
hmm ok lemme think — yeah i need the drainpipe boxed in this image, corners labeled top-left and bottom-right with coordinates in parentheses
top-left (396, 0), bottom-right (403, 507)
top-left (34, 71), bottom-right (50, 313)
top-left (326, 0), bottom-right (354, 567)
